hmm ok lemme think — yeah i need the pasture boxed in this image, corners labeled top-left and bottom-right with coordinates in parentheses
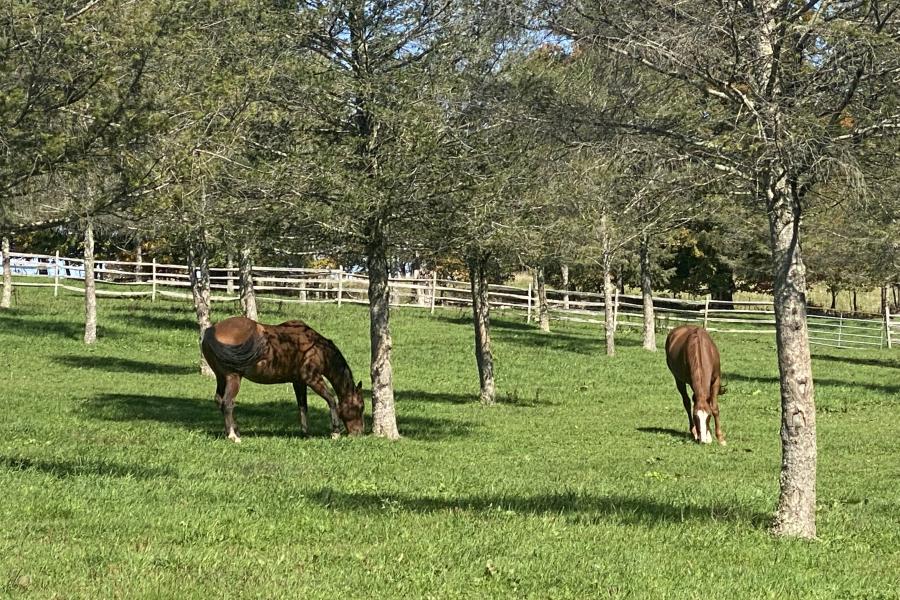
top-left (1, 290), bottom-right (898, 599)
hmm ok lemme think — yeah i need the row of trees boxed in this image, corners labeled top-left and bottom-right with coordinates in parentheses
top-left (3, 1), bottom-right (899, 538)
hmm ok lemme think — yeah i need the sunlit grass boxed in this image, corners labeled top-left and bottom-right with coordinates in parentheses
top-left (1, 289), bottom-right (898, 598)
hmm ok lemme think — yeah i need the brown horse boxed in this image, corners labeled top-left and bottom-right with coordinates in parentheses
top-left (665, 325), bottom-right (725, 445)
top-left (201, 316), bottom-right (364, 442)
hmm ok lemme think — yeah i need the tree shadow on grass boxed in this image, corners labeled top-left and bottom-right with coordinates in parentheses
top-left (86, 393), bottom-right (476, 440)
top-left (119, 313), bottom-right (197, 332)
top-left (637, 426), bottom-right (690, 441)
top-left (308, 487), bottom-right (767, 527)
top-left (431, 312), bottom-right (640, 354)
top-left (813, 354), bottom-right (900, 371)
top-left (728, 373), bottom-right (900, 396)
top-left (0, 455), bottom-right (175, 479)
top-left (0, 312), bottom-right (120, 341)
top-left (54, 354), bottom-right (195, 376)
top-left (394, 390), bottom-right (473, 405)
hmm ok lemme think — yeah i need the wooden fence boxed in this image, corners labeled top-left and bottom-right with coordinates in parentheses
top-left (4, 251), bottom-right (896, 351)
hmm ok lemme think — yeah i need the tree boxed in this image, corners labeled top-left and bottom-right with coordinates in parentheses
top-left (551, 0), bottom-right (900, 537)
top-left (290, 1), bottom-right (476, 436)
top-left (1, 2), bottom-right (161, 232)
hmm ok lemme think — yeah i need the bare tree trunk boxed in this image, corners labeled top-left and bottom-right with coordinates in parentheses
top-left (469, 253), bottom-right (496, 405)
top-left (561, 263), bottom-right (570, 310)
top-left (601, 214), bottom-right (615, 356)
top-left (640, 233), bottom-right (656, 351)
top-left (535, 265), bottom-right (550, 332)
top-left (189, 235), bottom-right (214, 377)
top-left (238, 245), bottom-right (258, 321)
top-left (134, 239), bottom-right (143, 283)
top-left (1, 236), bottom-right (12, 309)
top-left (852, 290), bottom-right (858, 313)
top-left (602, 255), bottom-right (615, 357)
top-left (226, 252), bottom-right (235, 294)
top-left (767, 177), bottom-right (817, 540)
top-left (83, 218), bottom-right (97, 344)
top-left (829, 288), bottom-right (838, 310)
top-left (367, 221), bottom-right (400, 439)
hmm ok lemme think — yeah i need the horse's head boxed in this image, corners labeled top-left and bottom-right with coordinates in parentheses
top-left (339, 380), bottom-right (365, 435)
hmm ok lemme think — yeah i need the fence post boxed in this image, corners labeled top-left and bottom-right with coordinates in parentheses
top-left (337, 266), bottom-right (343, 307)
top-left (838, 312), bottom-right (844, 348)
top-left (430, 272), bottom-right (437, 315)
top-left (703, 294), bottom-right (711, 329)
top-left (886, 306), bottom-right (893, 349)
top-left (151, 260), bottom-right (157, 302)
top-left (53, 250), bottom-right (60, 298)
top-left (527, 282), bottom-right (533, 323)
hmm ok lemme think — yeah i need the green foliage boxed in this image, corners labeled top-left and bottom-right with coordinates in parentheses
top-left (1, 291), bottom-right (899, 597)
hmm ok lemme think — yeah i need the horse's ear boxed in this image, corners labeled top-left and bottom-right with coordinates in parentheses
top-left (356, 380), bottom-right (363, 392)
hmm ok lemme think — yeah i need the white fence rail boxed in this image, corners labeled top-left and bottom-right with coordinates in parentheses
top-left (3, 251), bottom-right (896, 350)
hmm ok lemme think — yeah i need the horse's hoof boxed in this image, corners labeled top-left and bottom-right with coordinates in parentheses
top-left (718, 439), bottom-right (727, 446)
top-left (331, 432), bottom-right (341, 440)
top-left (228, 432), bottom-right (242, 443)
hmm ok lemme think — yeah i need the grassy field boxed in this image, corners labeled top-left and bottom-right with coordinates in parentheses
top-left (1, 289), bottom-right (898, 599)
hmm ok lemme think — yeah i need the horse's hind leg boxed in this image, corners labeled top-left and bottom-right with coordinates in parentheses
top-left (306, 376), bottom-right (343, 438)
top-left (676, 381), bottom-right (696, 440)
top-left (711, 377), bottom-right (725, 445)
top-left (293, 382), bottom-right (309, 437)
top-left (221, 374), bottom-right (242, 443)
top-left (214, 374), bottom-right (226, 409)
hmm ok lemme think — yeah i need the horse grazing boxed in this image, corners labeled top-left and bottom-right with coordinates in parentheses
top-left (665, 325), bottom-right (726, 445)
top-left (201, 316), bottom-right (364, 443)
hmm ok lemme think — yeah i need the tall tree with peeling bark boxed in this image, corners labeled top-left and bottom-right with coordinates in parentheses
top-left (550, 0), bottom-right (900, 538)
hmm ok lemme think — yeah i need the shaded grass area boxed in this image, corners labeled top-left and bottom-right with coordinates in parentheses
top-left (1, 290), bottom-right (899, 598)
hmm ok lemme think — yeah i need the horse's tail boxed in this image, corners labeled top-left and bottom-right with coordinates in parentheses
top-left (202, 326), bottom-right (266, 373)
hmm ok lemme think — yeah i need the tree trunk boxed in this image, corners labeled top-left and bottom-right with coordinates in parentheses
top-left (640, 233), bottom-right (656, 351)
top-left (1, 236), bottom-right (12, 309)
top-left (366, 220), bottom-right (400, 439)
top-left (852, 290), bottom-right (858, 313)
top-left (602, 255), bottom-right (615, 357)
top-left (601, 213), bottom-right (615, 356)
top-left (829, 288), bottom-right (838, 310)
top-left (134, 239), bottom-right (143, 283)
top-left (188, 235), bottom-right (214, 377)
top-left (767, 177), bottom-right (817, 540)
top-left (469, 253), bottom-right (496, 405)
top-left (238, 245), bottom-right (258, 321)
top-left (561, 263), bottom-right (570, 310)
top-left (226, 252), bottom-right (235, 294)
top-left (83, 218), bottom-right (97, 344)
top-left (535, 265), bottom-right (550, 332)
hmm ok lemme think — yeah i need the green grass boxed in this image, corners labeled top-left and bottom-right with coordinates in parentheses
top-left (1, 289), bottom-right (898, 599)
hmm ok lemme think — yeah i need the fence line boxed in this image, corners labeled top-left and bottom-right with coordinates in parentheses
top-left (3, 251), bottom-right (896, 350)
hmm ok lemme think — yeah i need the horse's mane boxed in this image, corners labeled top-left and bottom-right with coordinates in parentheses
top-left (686, 331), bottom-right (705, 384)
top-left (203, 327), bottom-right (267, 373)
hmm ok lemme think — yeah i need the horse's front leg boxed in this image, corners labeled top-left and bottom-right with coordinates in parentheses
top-left (293, 382), bottom-right (309, 437)
top-left (221, 374), bottom-right (242, 443)
top-left (306, 376), bottom-right (343, 438)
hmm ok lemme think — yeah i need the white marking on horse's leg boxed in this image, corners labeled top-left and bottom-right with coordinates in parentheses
top-left (228, 430), bottom-right (241, 443)
top-left (696, 410), bottom-right (711, 443)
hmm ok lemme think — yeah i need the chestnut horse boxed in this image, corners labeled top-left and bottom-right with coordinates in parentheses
top-left (201, 316), bottom-right (364, 442)
top-left (665, 325), bottom-right (726, 445)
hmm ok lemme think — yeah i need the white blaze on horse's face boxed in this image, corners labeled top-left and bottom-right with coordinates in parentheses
top-left (695, 410), bottom-right (712, 444)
